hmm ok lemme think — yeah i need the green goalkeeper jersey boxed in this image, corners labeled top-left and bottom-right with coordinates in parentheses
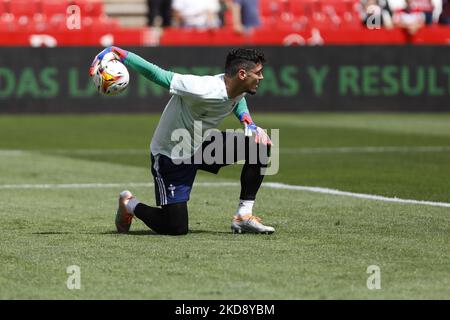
top-left (124, 52), bottom-right (250, 160)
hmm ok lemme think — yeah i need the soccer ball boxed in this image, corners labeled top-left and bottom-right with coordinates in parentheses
top-left (92, 59), bottom-right (129, 96)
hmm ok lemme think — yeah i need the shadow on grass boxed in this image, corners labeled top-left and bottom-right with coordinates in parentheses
top-left (100, 230), bottom-right (157, 236)
top-left (32, 231), bottom-right (73, 235)
top-left (31, 231), bottom-right (158, 236)
top-left (189, 229), bottom-right (230, 235)
top-left (101, 229), bottom-right (230, 236)
top-left (33, 229), bottom-right (230, 236)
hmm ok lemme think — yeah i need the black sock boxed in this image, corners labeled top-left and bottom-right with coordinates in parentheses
top-left (134, 202), bottom-right (188, 235)
top-left (239, 142), bottom-right (270, 200)
top-left (240, 163), bottom-right (265, 200)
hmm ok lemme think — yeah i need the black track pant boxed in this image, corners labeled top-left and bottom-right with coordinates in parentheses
top-left (135, 133), bottom-right (270, 235)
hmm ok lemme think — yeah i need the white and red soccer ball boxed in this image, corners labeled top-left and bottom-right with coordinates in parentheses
top-left (92, 59), bottom-right (129, 96)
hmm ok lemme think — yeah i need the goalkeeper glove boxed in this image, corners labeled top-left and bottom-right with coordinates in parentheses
top-left (238, 112), bottom-right (272, 146)
top-left (89, 46), bottom-right (129, 76)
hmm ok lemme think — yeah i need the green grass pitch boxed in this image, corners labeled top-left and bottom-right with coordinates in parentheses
top-left (0, 113), bottom-right (449, 299)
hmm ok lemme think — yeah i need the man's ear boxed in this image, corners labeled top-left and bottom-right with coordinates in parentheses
top-left (238, 69), bottom-right (247, 80)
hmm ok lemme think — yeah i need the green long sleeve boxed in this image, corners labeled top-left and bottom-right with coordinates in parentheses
top-left (124, 52), bottom-right (174, 90)
top-left (233, 97), bottom-right (250, 119)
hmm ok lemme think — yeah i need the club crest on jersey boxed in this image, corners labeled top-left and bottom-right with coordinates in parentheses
top-left (168, 184), bottom-right (176, 197)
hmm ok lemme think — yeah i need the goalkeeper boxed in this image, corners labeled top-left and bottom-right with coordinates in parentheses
top-left (90, 47), bottom-right (274, 235)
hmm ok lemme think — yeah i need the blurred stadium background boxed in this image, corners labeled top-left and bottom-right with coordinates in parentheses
top-left (1, 0), bottom-right (450, 46)
top-left (1, 0), bottom-right (450, 300)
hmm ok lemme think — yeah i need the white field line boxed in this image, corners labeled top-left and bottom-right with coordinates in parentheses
top-left (1, 146), bottom-right (450, 156)
top-left (0, 182), bottom-right (154, 189)
top-left (0, 149), bottom-right (146, 156)
top-left (0, 150), bottom-right (28, 156)
top-left (280, 146), bottom-right (450, 154)
top-left (0, 181), bottom-right (449, 208)
top-left (263, 183), bottom-right (450, 208)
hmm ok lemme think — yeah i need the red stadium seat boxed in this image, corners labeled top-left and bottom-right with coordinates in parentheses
top-left (0, 15), bottom-right (16, 32)
top-left (0, 0), bottom-right (7, 15)
top-left (330, 0), bottom-right (354, 15)
top-left (7, 0), bottom-right (44, 31)
top-left (41, 0), bottom-right (66, 30)
top-left (76, 0), bottom-right (104, 17)
top-left (81, 15), bottom-right (119, 31)
top-left (260, 0), bottom-right (280, 17)
top-left (41, 0), bottom-right (67, 18)
top-left (289, 0), bottom-right (305, 16)
top-left (9, 0), bottom-right (41, 17)
top-left (412, 25), bottom-right (450, 44)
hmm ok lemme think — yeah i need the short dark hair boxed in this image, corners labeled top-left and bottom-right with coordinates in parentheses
top-left (225, 48), bottom-right (266, 77)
